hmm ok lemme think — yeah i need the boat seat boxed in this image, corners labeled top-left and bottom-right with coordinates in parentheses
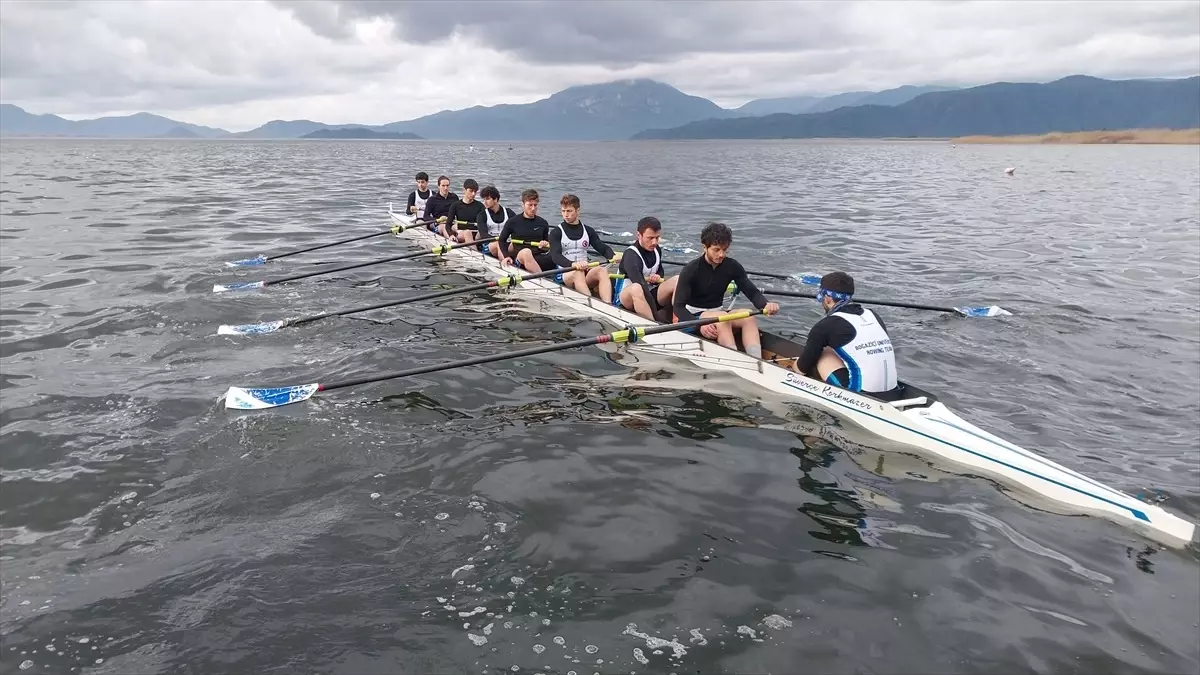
top-left (888, 396), bottom-right (929, 410)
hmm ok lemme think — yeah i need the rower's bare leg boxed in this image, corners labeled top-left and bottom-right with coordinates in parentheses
top-left (701, 310), bottom-right (737, 349)
top-left (816, 348), bottom-right (846, 381)
top-left (586, 267), bottom-right (612, 303)
top-left (655, 276), bottom-right (678, 307)
top-left (730, 316), bottom-right (762, 358)
top-left (461, 229), bottom-right (476, 244)
top-left (487, 241), bottom-right (503, 258)
top-left (438, 221), bottom-right (453, 239)
top-left (515, 248), bottom-right (542, 273)
top-left (561, 270), bottom-right (589, 294)
top-left (620, 284), bottom-right (655, 320)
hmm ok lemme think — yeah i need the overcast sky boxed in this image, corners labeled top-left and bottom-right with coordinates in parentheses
top-left (2, 0), bottom-right (1197, 132)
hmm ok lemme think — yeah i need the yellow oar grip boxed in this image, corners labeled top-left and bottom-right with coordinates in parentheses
top-left (717, 310), bottom-right (754, 322)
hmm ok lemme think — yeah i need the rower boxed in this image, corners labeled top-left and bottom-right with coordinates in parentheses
top-left (407, 171), bottom-right (431, 219)
top-left (424, 175), bottom-right (458, 235)
top-left (672, 222), bottom-right (779, 358)
top-left (498, 189), bottom-right (553, 273)
top-left (796, 272), bottom-right (900, 398)
top-left (548, 194), bottom-right (619, 302)
top-left (476, 185), bottom-right (515, 258)
top-left (446, 179), bottom-right (485, 243)
top-left (618, 216), bottom-right (677, 322)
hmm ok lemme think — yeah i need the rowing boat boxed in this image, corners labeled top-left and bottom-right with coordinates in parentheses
top-left (387, 205), bottom-right (1197, 546)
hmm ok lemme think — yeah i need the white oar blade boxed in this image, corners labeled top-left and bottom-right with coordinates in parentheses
top-left (224, 383), bottom-right (319, 409)
top-left (955, 305), bottom-right (1012, 318)
top-left (217, 320), bottom-right (287, 336)
top-left (213, 280), bottom-right (266, 293)
top-left (225, 255), bottom-right (268, 267)
top-left (792, 273), bottom-right (822, 285)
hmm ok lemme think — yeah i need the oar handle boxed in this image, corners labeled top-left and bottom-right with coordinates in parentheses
top-left (762, 288), bottom-right (956, 313)
top-left (321, 309), bottom-right (764, 393)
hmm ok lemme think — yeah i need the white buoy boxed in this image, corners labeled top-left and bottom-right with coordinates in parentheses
top-left (1004, 167), bottom-right (1016, 175)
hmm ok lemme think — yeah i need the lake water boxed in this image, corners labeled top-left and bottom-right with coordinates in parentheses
top-left (1, 138), bottom-right (1198, 674)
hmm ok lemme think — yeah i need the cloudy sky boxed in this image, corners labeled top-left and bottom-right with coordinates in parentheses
top-left (2, 0), bottom-right (1197, 131)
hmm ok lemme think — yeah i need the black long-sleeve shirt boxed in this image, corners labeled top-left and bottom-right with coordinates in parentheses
top-left (797, 304), bottom-right (890, 375)
top-left (497, 213), bottom-right (551, 255)
top-left (672, 255), bottom-right (768, 321)
top-left (548, 221), bottom-right (615, 268)
top-left (446, 199), bottom-right (485, 231)
top-left (423, 191), bottom-right (458, 223)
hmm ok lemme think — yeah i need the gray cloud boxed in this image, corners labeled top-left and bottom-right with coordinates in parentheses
top-left (271, 0), bottom-right (860, 67)
top-left (1, 0), bottom-right (1197, 130)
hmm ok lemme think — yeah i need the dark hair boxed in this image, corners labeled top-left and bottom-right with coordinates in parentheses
top-left (700, 222), bottom-right (732, 248)
top-left (480, 185), bottom-right (500, 200)
top-left (520, 188), bottom-right (539, 203)
top-left (415, 171), bottom-right (429, 181)
top-left (636, 216), bottom-right (661, 233)
top-left (560, 193), bottom-right (580, 209)
top-left (437, 175), bottom-right (451, 185)
top-left (463, 178), bottom-right (479, 191)
top-left (820, 271), bottom-right (855, 295)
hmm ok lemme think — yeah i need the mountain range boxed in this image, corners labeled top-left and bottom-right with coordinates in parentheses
top-left (633, 75), bottom-right (1200, 140)
top-left (2, 75), bottom-right (1196, 141)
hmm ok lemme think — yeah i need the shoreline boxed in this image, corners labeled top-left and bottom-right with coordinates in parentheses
top-left (952, 129), bottom-right (1200, 145)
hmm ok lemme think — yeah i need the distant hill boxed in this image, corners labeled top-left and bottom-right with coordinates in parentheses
top-left (157, 126), bottom-right (202, 139)
top-left (633, 76), bottom-right (1200, 140)
top-left (0, 104), bottom-right (229, 138)
top-left (372, 79), bottom-right (731, 141)
top-left (301, 127), bottom-right (422, 140)
top-left (734, 85), bottom-right (957, 117)
top-left (232, 119), bottom-right (332, 139)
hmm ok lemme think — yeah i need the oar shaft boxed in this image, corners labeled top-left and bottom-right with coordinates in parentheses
top-left (762, 288), bottom-right (955, 313)
top-left (269, 229), bottom-right (392, 261)
top-left (320, 309), bottom-right (763, 393)
top-left (599, 239), bottom-right (790, 280)
top-left (266, 237), bottom-right (495, 286)
top-left (292, 261), bottom-right (569, 326)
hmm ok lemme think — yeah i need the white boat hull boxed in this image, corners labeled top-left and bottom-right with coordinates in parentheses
top-left (388, 206), bottom-right (1197, 547)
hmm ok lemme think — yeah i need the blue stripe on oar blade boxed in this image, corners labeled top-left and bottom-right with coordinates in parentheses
top-left (224, 384), bottom-right (319, 409)
top-left (955, 306), bottom-right (1012, 317)
top-left (225, 255), bottom-right (268, 267)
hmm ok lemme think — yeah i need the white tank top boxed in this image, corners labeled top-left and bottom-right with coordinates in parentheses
top-left (830, 308), bottom-right (897, 393)
top-left (483, 205), bottom-right (509, 236)
top-left (626, 245), bottom-right (660, 282)
top-left (413, 189), bottom-right (429, 217)
top-left (559, 225), bottom-right (590, 263)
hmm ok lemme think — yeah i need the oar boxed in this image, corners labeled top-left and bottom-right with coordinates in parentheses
top-left (224, 220), bottom-right (430, 267)
top-left (760, 288), bottom-right (1011, 317)
top-left (217, 262), bottom-right (602, 336)
top-left (223, 309), bottom-right (766, 409)
top-left (213, 237), bottom-right (497, 293)
top-left (598, 240), bottom-right (818, 284)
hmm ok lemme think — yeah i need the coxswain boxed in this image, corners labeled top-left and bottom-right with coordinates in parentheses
top-left (446, 179), bottom-right (486, 242)
top-left (618, 216), bottom-right (677, 322)
top-left (672, 222), bottom-right (779, 358)
top-left (423, 175), bottom-right (458, 234)
top-left (406, 171), bottom-right (431, 219)
top-left (476, 185), bottom-right (515, 258)
top-left (498, 189), bottom-right (553, 273)
top-left (548, 194), bottom-right (619, 302)
top-left (795, 272), bottom-right (900, 398)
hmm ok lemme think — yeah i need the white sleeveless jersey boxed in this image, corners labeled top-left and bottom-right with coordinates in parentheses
top-left (830, 308), bottom-right (898, 393)
top-left (483, 205), bottom-right (509, 236)
top-left (626, 245), bottom-right (660, 282)
top-left (559, 225), bottom-right (591, 263)
top-left (412, 189), bottom-right (429, 218)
